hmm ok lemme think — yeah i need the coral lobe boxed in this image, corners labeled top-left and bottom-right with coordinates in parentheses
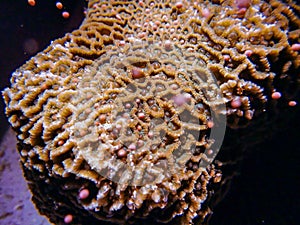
top-left (2, 0), bottom-right (300, 224)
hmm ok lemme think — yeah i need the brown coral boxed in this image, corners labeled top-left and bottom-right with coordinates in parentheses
top-left (2, 0), bottom-right (300, 225)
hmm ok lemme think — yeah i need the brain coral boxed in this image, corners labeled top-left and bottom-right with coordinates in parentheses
top-left (2, 0), bottom-right (300, 225)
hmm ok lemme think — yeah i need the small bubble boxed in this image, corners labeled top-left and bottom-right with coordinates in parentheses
top-left (132, 67), bottom-right (144, 79)
top-left (28, 0), bottom-right (36, 7)
top-left (62, 11), bottom-right (70, 19)
top-left (231, 97), bottom-right (242, 108)
top-left (64, 214), bottom-right (73, 224)
top-left (56, 2), bottom-right (63, 10)
top-left (175, 2), bottom-right (183, 9)
top-left (245, 50), bottom-right (253, 57)
top-left (288, 100), bottom-right (297, 107)
top-left (79, 189), bottom-right (90, 200)
top-left (291, 43), bottom-right (300, 51)
top-left (271, 92), bottom-right (281, 100)
top-left (23, 38), bottom-right (39, 55)
top-left (207, 121), bottom-right (214, 128)
top-left (117, 149), bottom-right (127, 158)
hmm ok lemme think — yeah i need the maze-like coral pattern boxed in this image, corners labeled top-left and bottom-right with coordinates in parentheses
top-left (2, 0), bottom-right (300, 224)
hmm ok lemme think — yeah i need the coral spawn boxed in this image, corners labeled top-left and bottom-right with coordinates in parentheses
top-left (3, 0), bottom-right (300, 224)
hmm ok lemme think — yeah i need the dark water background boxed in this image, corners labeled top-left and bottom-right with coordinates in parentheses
top-left (0, 1), bottom-right (299, 225)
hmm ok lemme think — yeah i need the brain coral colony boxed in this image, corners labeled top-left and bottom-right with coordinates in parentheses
top-left (2, 0), bottom-right (300, 225)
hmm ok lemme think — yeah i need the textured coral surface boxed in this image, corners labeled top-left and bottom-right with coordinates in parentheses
top-left (2, 0), bottom-right (300, 225)
top-left (0, 129), bottom-right (49, 225)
